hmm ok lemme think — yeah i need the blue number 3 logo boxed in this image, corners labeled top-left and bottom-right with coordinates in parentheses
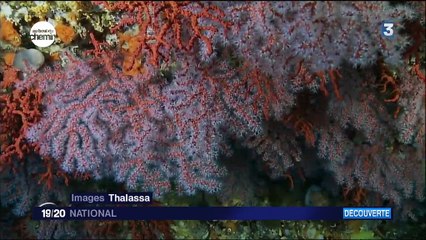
top-left (381, 21), bottom-right (395, 39)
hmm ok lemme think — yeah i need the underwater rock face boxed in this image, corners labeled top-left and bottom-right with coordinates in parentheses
top-left (305, 185), bottom-right (330, 207)
top-left (13, 48), bottom-right (45, 72)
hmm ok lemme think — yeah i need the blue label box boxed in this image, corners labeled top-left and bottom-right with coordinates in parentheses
top-left (343, 207), bottom-right (392, 220)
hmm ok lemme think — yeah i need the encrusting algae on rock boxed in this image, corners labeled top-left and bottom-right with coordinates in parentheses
top-left (3, 52), bottom-right (16, 66)
top-left (0, 16), bottom-right (21, 47)
top-left (55, 22), bottom-right (76, 45)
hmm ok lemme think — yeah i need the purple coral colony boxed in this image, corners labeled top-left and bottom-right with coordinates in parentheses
top-left (0, 1), bottom-right (425, 239)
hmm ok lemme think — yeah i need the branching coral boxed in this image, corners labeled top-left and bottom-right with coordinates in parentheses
top-left (0, 67), bottom-right (42, 169)
top-left (0, 2), bottom-right (425, 229)
top-left (91, 0), bottom-right (229, 71)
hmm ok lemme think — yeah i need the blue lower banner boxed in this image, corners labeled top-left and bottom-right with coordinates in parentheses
top-left (32, 206), bottom-right (392, 220)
